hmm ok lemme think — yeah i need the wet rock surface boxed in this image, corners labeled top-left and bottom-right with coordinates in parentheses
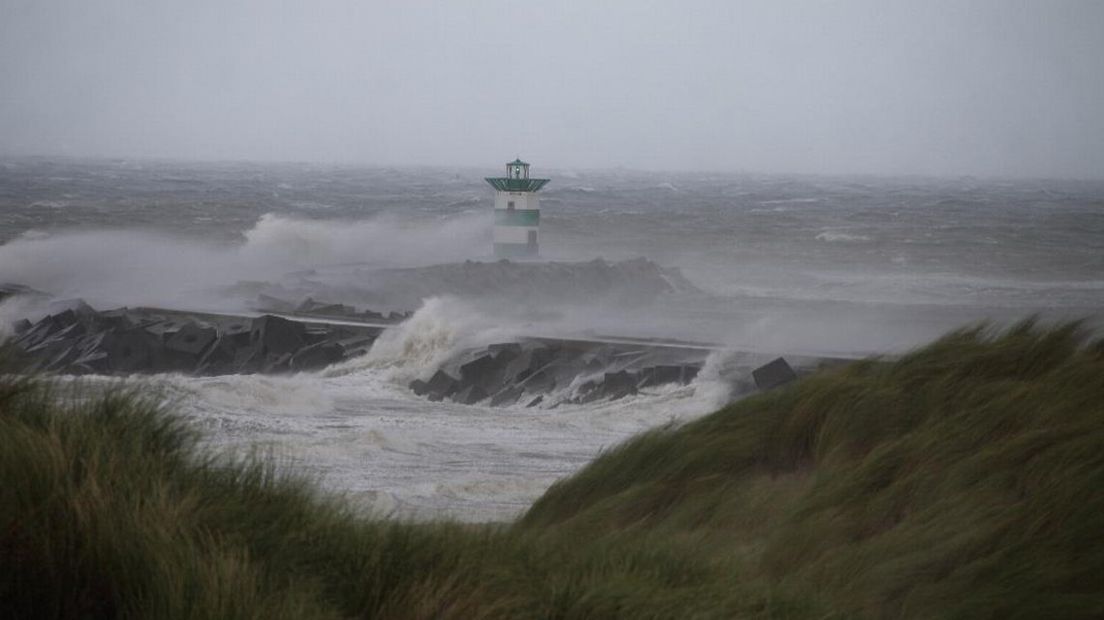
top-left (3, 288), bottom-right (845, 398)
top-left (407, 340), bottom-right (845, 408)
top-left (410, 339), bottom-right (709, 408)
top-left (752, 357), bottom-right (799, 391)
top-left (6, 301), bottom-right (383, 376)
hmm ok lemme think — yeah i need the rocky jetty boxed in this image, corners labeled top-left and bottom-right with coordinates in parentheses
top-left (410, 339), bottom-right (707, 407)
top-left (6, 301), bottom-right (383, 376)
top-left (223, 257), bottom-right (704, 317)
top-left (3, 285), bottom-right (830, 400)
top-left (254, 294), bottom-right (413, 323)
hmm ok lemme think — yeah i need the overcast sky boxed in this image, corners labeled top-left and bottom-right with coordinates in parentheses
top-left (1, 0), bottom-right (1102, 177)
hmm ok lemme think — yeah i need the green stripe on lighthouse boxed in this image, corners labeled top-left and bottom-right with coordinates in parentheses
top-left (495, 209), bottom-right (540, 226)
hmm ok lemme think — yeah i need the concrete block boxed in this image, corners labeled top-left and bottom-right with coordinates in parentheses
top-left (290, 341), bottom-right (345, 371)
top-left (165, 323), bottom-right (217, 357)
top-left (752, 357), bottom-right (797, 391)
top-left (452, 384), bottom-right (488, 405)
top-left (520, 368), bottom-right (556, 393)
top-left (409, 379), bottom-right (430, 396)
top-left (425, 369), bottom-right (459, 400)
top-left (196, 337), bottom-right (237, 375)
top-left (250, 315), bottom-right (305, 356)
top-left (459, 354), bottom-right (504, 390)
top-left (221, 321), bottom-right (253, 347)
top-left (101, 329), bottom-right (163, 373)
top-left (682, 364), bottom-right (701, 384)
top-left (262, 352), bottom-right (293, 374)
top-left (602, 370), bottom-right (639, 400)
top-left (489, 385), bottom-right (524, 407)
top-left (637, 365), bottom-right (683, 388)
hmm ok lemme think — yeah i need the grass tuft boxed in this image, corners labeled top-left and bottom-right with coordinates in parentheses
top-left (3, 321), bottom-right (1103, 617)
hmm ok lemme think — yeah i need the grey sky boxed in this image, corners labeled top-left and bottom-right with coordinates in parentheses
top-left (1, 0), bottom-right (1102, 177)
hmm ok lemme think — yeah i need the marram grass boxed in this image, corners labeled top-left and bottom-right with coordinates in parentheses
top-left (2, 320), bottom-right (1103, 618)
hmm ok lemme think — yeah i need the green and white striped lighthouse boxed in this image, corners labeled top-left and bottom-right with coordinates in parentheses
top-left (485, 159), bottom-right (550, 258)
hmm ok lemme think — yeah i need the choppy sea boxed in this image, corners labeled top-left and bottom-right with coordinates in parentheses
top-left (2, 157), bottom-right (1101, 520)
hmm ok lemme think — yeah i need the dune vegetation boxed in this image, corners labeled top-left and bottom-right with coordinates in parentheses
top-left (2, 319), bottom-right (1103, 619)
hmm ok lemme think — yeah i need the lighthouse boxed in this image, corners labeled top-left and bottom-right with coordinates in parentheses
top-left (485, 158), bottom-right (550, 258)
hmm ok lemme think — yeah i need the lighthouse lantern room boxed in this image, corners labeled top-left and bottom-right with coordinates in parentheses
top-left (485, 158), bottom-right (550, 258)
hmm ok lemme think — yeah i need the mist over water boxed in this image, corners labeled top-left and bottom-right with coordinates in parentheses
top-left (2, 158), bottom-right (1103, 519)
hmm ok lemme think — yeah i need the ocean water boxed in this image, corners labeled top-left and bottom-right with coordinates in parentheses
top-left (2, 157), bottom-right (1102, 520)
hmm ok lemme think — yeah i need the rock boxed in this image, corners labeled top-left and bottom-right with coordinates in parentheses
top-left (13, 319), bottom-right (59, 349)
top-left (221, 320), bottom-right (253, 347)
top-left (336, 335), bottom-right (376, 358)
top-left (250, 315), bottom-right (305, 356)
top-left (682, 364), bottom-right (701, 383)
top-left (196, 336), bottom-right (237, 375)
top-left (290, 341), bottom-right (345, 371)
top-left (165, 322), bottom-right (217, 357)
top-left (519, 368), bottom-right (556, 393)
top-left (578, 370), bottom-right (639, 403)
top-left (263, 353), bottom-right (294, 374)
top-left (143, 320), bottom-right (183, 342)
top-left (489, 385), bottom-right (524, 407)
top-left (100, 328), bottom-right (164, 373)
top-left (232, 345), bottom-right (265, 374)
top-left (459, 354), bottom-right (505, 390)
top-left (637, 365), bottom-right (683, 388)
top-left (601, 370), bottom-right (638, 400)
top-left (526, 395), bottom-right (544, 408)
top-left (503, 346), bottom-right (554, 384)
top-left (42, 344), bottom-right (79, 371)
top-left (637, 364), bottom-right (702, 388)
top-left (302, 327), bottom-right (332, 345)
top-left (25, 323), bottom-right (86, 356)
top-left (11, 318), bottom-right (32, 335)
top-left (97, 309), bottom-right (136, 331)
top-left (424, 369), bottom-right (459, 400)
top-left (452, 384), bottom-right (488, 405)
top-left (73, 332), bottom-right (107, 360)
top-left (752, 357), bottom-right (797, 391)
top-left (409, 379), bottom-right (431, 396)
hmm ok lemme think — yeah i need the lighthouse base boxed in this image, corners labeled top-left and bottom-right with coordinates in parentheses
top-left (493, 242), bottom-right (539, 259)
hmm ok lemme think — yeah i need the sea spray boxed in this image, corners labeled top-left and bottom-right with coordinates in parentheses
top-left (0, 212), bottom-right (490, 309)
top-left (322, 295), bottom-right (526, 384)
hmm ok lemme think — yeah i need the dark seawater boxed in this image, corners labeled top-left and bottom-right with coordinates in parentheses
top-left (3, 157), bottom-right (1100, 306)
top-left (1, 157), bottom-right (1101, 520)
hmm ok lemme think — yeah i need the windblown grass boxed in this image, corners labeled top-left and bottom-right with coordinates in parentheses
top-left (3, 320), bottom-right (1103, 618)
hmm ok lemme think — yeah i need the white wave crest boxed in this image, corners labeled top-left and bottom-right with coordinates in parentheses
top-left (815, 230), bottom-right (872, 243)
top-left (322, 296), bottom-right (523, 384)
